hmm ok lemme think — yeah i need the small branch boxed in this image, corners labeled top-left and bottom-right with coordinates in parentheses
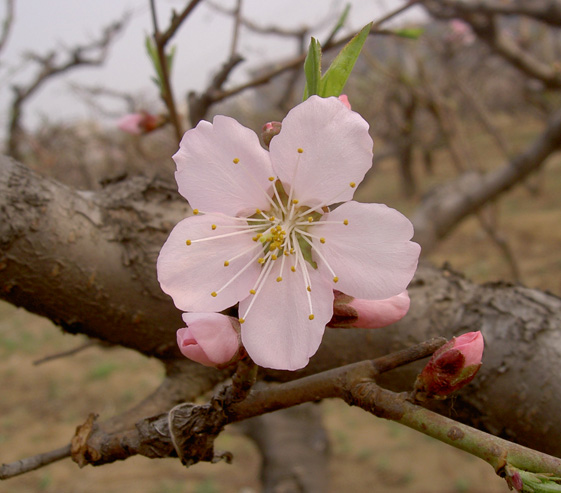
top-left (0, 0), bottom-right (15, 55)
top-left (33, 340), bottom-right (98, 366)
top-left (229, 0), bottom-right (242, 60)
top-left (0, 444), bottom-right (71, 480)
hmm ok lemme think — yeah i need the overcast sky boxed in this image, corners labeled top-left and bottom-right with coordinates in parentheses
top-left (0, 0), bottom-right (424, 132)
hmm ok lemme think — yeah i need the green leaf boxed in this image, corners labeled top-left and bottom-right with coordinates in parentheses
top-left (393, 27), bottom-right (425, 39)
top-left (303, 37), bottom-right (322, 100)
top-left (318, 22), bottom-right (372, 98)
top-left (325, 3), bottom-right (351, 43)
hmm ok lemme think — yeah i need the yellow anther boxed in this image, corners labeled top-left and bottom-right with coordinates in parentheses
top-left (256, 208), bottom-right (261, 214)
top-left (333, 276), bottom-right (339, 283)
top-left (320, 237), bottom-right (326, 244)
top-left (211, 224), bottom-right (217, 230)
top-left (268, 176), bottom-right (275, 182)
top-left (252, 236), bottom-right (258, 242)
top-left (275, 225), bottom-right (282, 231)
top-left (276, 276), bottom-right (282, 282)
top-left (307, 216), bottom-right (313, 223)
top-left (307, 286), bottom-right (311, 292)
top-left (350, 182), bottom-right (356, 188)
top-left (284, 251), bottom-right (289, 256)
top-left (292, 199), bottom-right (299, 204)
top-left (343, 219), bottom-right (349, 225)
top-left (233, 158), bottom-right (240, 164)
top-left (291, 266), bottom-right (296, 272)
top-left (269, 216), bottom-right (275, 221)
top-left (224, 260), bottom-right (230, 267)
top-left (211, 291), bottom-right (217, 297)
top-left (258, 257), bottom-right (265, 264)
top-left (297, 148), bottom-right (304, 153)
top-left (290, 248), bottom-right (295, 254)
top-left (308, 314), bottom-right (315, 320)
top-left (271, 254), bottom-right (278, 260)
top-left (249, 289), bottom-right (256, 295)
top-left (239, 317), bottom-right (245, 324)
top-left (193, 209), bottom-right (199, 215)
top-left (186, 239), bottom-right (192, 246)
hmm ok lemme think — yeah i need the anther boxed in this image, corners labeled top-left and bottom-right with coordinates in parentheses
top-left (211, 292), bottom-right (217, 297)
top-left (276, 276), bottom-right (282, 282)
top-left (292, 199), bottom-right (299, 204)
top-left (268, 176), bottom-right (275, 182)
top-left (320, 237), bottom-right (326, 244)
top-left (211, 224), bottom-right (217, 230)
top-left (249, 289), bottom-right (256, 295)
top-left (350, 182), bottom-right (356, 188)
top-left (239, 318), bottom-right (245, 324)
top-left (333, 276), bottom-right (339, 283)
top-left (224, 261), bottom-right (230, 267)
top-left (307, 286), bottom-right (311, 292)
top-left (186, 240), bottom-right (192, 246)
top-left (258, 258), bottom-right (265, 264)
top-left (297, 148), bottom-right (304, 153)
top-left (271, 254), bottom-right (278, 260)
top-left (291, 266), bottom-right (296, 272)
top-left (308, 314), bottom-right (314, 320)
top-left (193, 209), bottom-right (199, 215)
top-left (233, 158), bottom-right (240, 164)
top-left (256, 208), bottom-right (261, 214)
top-left (269, 216), bottom-right (275, 221)
top-left (307, 216), bottom-right (313, 223)
top-left (343, 219), bottom-right (349, 225)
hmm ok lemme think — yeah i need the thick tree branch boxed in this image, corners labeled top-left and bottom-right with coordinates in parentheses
top-left (2, 154), bottom-right (561, 457)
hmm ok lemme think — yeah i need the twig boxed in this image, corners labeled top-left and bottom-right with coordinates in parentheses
top-left (0, 444), bottom-right (71, 480)
top-left (150, 0), bottom-right (183, 142)
top-left (33, 340), bottom-right (98, 366)
top-left (0, 0), bottom-right (15, 55)
top-left (229, 0), bottom-right (242, 60)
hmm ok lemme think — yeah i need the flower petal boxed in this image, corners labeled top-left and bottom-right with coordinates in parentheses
top-left (312, 201), bottom-right (420, 299)
top-left (270, 96), bottom-right (373, 206)
top-left (173, 116), bottom-right (274, 216)
top-left (238, 258), bottom-right (333, 370)
top-left (180, 313), bottom-right (240, 365)
top-left (157, 213), bottom-right (261, 312)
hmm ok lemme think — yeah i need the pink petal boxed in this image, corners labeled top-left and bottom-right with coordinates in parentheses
top-left (157, 213), bottom-right (261, 312)
top-left (349, 291), bottom-right (410, 328)
top-left (270, 96), bottom-right (373, 207)
top-left (312, 201), bottom-right (420, 300)
top-left (180, 313), bottom-right (240, 365)
top-left (173, 116), bottom-right (274, 216)
top-left (117, 113), bottom-right (143, 134)
top-left (238, 258), bottom-right (333, 370)
top-left (177, 326), bottom-right (215, 366)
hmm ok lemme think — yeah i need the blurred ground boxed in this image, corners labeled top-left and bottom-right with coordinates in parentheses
top-left (1, 119), bottom-right (560, 492)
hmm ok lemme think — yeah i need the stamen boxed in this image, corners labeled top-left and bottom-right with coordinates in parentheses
top-left (212, 250), bottom-right (263, 297)
top-left (211, 224), bottom-right (217, 230)
top-left (350, 182), bottom-right (356, 188)
top-left (309, 314), bottom-right (314, 320)
top-left (297, 233), bottom-right (339, 283)
top-left (343, 219), bottom-right (349, 225)
top-left (224, 261), bottom-right (229, 266)
top-left (193, 209), bottom-right (199, 215)
top-left (233, 158), bottom-right (240, 164)
top-left (297, 148), bottom-right (303, 153)
top-left (240, 257), bottom-right (276, 321)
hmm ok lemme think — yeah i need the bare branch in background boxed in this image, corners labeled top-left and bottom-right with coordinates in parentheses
top-left (5, 15), bottom-right (127, 160)
top-left (0, 0), bottom-right (15, 56)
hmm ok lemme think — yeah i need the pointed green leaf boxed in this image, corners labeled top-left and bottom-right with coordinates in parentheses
top-left (318, 22), bottom-right (372, 98)
top-left (325, 4), bottom-right (351, 43)
top-left (303, 37), bottom-right (322, 100)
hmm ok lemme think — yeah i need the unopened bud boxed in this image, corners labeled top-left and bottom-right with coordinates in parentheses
top-left (328, 290), bottom-right (410, 329)
top-left (177, 313), bottom-right (242, 369)
top-left (261, 121), bottom-right (282, 149)
top-left (338, 94), bottom-right (351, 109)
top-left (414, 331), bottom-right (484, 399)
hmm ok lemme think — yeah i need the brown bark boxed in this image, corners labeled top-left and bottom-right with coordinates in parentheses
top-left (1, 154), bottom-right (561, 459)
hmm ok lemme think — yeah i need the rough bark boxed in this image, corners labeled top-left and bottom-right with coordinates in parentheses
top-left (1, 155), bottom-right (561, 459)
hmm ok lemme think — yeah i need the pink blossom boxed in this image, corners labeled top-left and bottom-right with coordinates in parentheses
top-left (415, 331), bottom-right (484, 398)
top-left (157, 96), bottom-right (420, 370)
top-left (329, 290), bottom-right (410, 329)
top-left (177, 313), bottom-right (241, 368)
top-left (448, 19), bottom-right (476, 46)
top-left (117, 112), bottom-right (159, 134)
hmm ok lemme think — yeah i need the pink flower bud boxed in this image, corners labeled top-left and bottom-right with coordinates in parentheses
top-left (261, 121), bottom-right (282, 149)
top-left (177, 313), bottom-right (242, 368)
top-left (415, 331), bottom-right (484, 399)
top-left (338, 94), bottom-right (351, 110)
top-left (328, 290), bottom-right (410, 329)
top-left (117, 111), bottom-right (160, 135)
